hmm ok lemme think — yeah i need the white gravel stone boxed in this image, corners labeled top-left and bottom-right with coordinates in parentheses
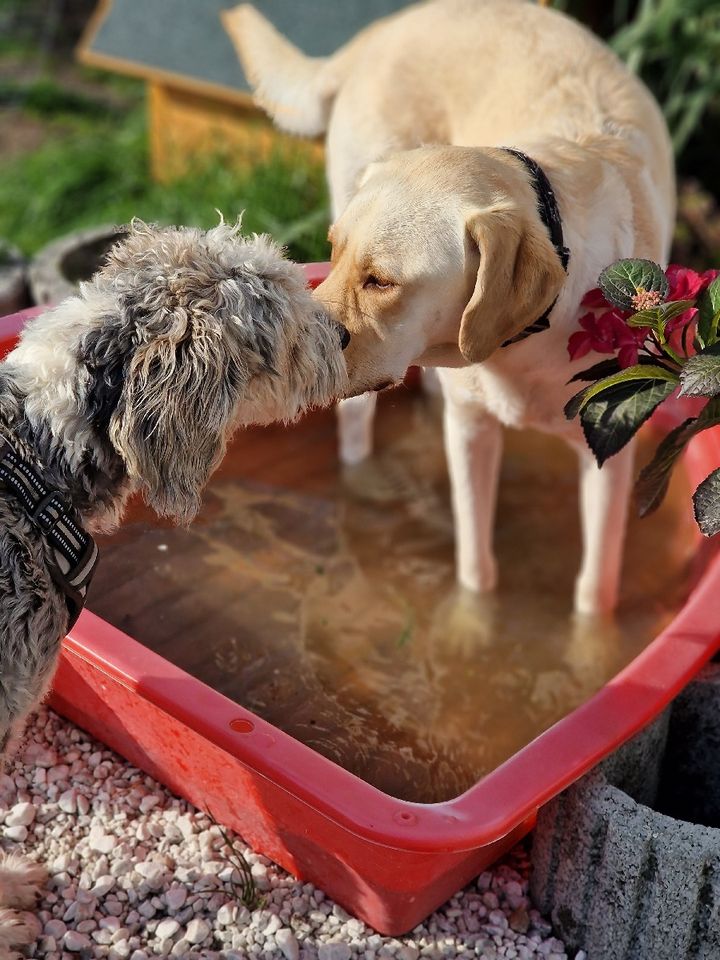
top-left (91, 874), bottom-right (115, 897)
top-left (275, 927), bottom-right (300, 960)
top-left (58, 788), bottom-right (78, 813)
top-left (166, 886), bottom-right (188, 912)
top-left (156, 918), bottom-right (180, 940)
top-left (23, 742), bottom-right (58, 767)
top-left (397, 947), bottom-right (420, 960)
top-left (138, 899), bottom-right (156, 919)
top-left (6, 800), bottom-right (36, 826)
top-left (318, 944), bottom-right (353, 960)
top-left (5, 824), bottom-right (28, 842)
top-left (185, 917), bottom-right (210, 944)
top-left (89, 824), bottom-right (115, 853)
top-left (139, 794), bottom-right (161, 813)
top-left (64, 930), bottom-right (92, 951)
top-left (45, 919), bottom-right (67, 939)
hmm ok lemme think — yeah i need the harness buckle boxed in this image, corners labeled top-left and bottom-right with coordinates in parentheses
top-left (31, 491), bottom-right (70, 534)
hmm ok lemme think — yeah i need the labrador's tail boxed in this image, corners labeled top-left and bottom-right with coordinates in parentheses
top-left (222, 5), bottom-right (368, 137)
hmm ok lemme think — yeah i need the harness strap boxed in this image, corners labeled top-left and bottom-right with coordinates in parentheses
top-left (0, 439), bottom-right (98, 630)
top-left (501, 147), bottom-right (571, 348)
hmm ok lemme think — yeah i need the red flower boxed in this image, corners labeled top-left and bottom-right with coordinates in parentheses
top-left (581, 287), bottom-right (611, 309)
top-left (665, 305), bottom-right (699, 335)
top-left (568, 310), bottom-right (648, 368)
top-left (665, 306), bottom-right (699, 359)
top-left (572, 265), bottom-right (720, 370)
top-left (665, 264), bottom-right (706, 301)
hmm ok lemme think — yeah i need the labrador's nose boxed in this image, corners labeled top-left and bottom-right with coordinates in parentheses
top-left (338, 324), bottom-right (351, 350)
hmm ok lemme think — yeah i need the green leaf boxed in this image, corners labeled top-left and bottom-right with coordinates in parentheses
top-left (635, 398), bottom-right (720, 516)
top-left (636, 418), bottom-right (698, 517)
top-left (598, 259), bottom-right (670, 311)
top-left (627, 299), bottom-right (695, 331)
top-left (679, 342), bottom-right (720, 397)
top-left (625, 307), bottom-right (663, 328)
top-left (694, 468), bottom-right (720, 537)
top-left (574, 364), bottom-right (678, 412)
top-left (568, 358), bottom-right (622, 384)
top-left (696, 276), bottom-right (720, 349)
top-left (565, 385), bottom-right (591, 421)
top-left (564, 363), bottom-right (678, 422)
top-left (568, 355), bottom-right (672, 385)
top-left (580, 378), bottom-right (676, 466)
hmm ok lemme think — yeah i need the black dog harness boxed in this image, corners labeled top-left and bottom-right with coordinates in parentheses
top-left (0, 437), bottom-right (98, 630)
top-left (501, 147), bottom-right (571, 347)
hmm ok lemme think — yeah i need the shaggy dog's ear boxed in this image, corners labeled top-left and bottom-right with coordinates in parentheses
top-left (458, 204), bottom-right (566, 364)
top-left (109, 306), bottom-right (246, 525)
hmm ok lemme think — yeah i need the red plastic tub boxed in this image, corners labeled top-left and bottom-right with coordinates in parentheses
top-left (4, 272), bottom-right (720, 935)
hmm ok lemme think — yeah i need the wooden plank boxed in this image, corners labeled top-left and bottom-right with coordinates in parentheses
top-left (147, 81), bottom-right (323, 181)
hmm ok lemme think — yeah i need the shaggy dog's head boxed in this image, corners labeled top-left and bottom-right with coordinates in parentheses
top-left (7, 221), bottom-right (348, 527)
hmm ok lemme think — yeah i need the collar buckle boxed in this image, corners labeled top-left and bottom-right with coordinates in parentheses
top-left (32, 490), bottom-right (71, 534)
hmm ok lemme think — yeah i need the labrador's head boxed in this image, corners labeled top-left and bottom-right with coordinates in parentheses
top-left (316, 146), bottom-right (567, 396)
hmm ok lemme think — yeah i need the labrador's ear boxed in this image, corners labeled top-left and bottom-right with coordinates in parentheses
top-left (458, 205), bottom-right (566, 364)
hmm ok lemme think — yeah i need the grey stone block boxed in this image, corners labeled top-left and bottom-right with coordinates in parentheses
top-left (29, 225), bottom-right (127, 305)
top-left (530, 664), bottom-right (720, 960)
top-left (0, 241), bottom-right (29, 317)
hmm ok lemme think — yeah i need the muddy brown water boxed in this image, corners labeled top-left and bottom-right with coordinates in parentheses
top-left (89, 389), bottom-right (698, 803)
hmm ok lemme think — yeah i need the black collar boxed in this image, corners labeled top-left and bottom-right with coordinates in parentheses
top-left (501, 147), bottom-right (570, 347)
top-left (0, 435), bottom-right (98, 630)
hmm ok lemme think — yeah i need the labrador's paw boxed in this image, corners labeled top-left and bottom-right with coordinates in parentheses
top-left (429, 587), bottom-right (498, 657)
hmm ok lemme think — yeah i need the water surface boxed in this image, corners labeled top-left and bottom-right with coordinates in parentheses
top-left (90, 390), bottom-right (697, 802)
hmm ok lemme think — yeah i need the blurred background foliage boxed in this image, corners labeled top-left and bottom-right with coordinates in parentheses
top-left (0, 0), bottom-right (330, 264)
top-left (0, 0), bottom-right (719, 269)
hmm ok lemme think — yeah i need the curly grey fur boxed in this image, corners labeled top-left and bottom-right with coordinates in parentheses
top-left (0, 218), bottom-right (347, 773)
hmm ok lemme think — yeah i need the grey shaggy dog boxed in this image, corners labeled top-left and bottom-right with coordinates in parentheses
top-left (0, 220), bottom-right (348, 955)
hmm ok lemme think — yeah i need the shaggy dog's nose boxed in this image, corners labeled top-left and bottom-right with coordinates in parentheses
top-left (338, 325), bottom-right (351, 350)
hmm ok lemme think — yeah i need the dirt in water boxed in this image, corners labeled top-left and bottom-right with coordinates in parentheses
top-left (89, 390), bottom-right (698, 803)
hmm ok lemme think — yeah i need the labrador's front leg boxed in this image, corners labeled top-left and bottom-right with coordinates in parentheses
top-left (443, 396), bottom-right (503, 593)
top-left (574, 438), bottom-right (635, 616)
top-left (337, 392), bottom-right (378, 464)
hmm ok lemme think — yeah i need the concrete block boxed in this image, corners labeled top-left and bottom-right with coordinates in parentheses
top-left (530, 664), bottom-right (720, 959)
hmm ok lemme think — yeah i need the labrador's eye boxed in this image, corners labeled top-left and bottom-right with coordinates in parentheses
top-left (363, 274), bottom-right (395, 290)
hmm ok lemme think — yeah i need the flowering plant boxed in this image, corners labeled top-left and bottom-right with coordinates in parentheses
top-left (565, 259), bottom-right (720, 536)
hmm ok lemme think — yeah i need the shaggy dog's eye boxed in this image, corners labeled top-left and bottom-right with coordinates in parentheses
top-left (363, 275), bottom-right (396, 290)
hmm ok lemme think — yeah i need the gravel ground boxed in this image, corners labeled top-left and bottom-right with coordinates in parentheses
top-left (2, 707), bottom-right (576, 960)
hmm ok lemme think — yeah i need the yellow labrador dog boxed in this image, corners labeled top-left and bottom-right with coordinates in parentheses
top-left (224, 0), bottom-right (675, 615)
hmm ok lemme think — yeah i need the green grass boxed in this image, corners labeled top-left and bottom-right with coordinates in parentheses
top-left (0, 99), bottom-right (330, 263)
top-left (0, 76), bottom-right (117, 119)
